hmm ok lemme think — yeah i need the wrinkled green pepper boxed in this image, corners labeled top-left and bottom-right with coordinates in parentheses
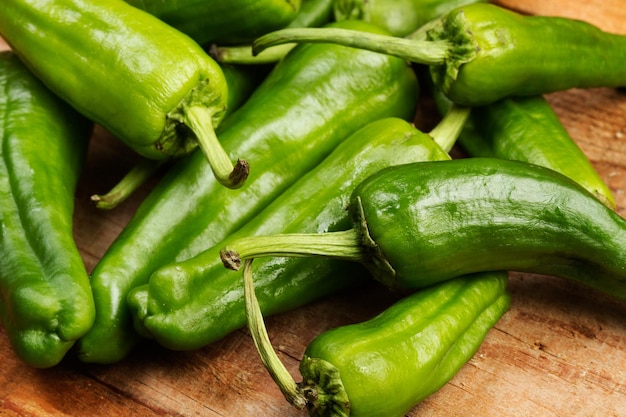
top-left (243, 267), bottom-right (510, 417)
top-left (125, 0), bottom-right (302, 46)
top-left (127, 116), bottom-right (457, 351)
top-left (223, 158), bottom-right (626, 300)
top-left (429, 87), bottom-right (616, 209)
top-left (334, 0), bottom-right (490, 37)
top-left (0, 51), bottom-right (94, 368)
top-left (253, 3), bottom-right (626, 105)
top-left (0, 0), bottom-right (246, 188)
top-left (77, 20), bottom-right (419, 364)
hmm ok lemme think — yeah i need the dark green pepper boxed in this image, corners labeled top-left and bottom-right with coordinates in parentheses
top-left (0, 51), bottom-right (94, 368)
top-left (242, 266), bottom-right (510, 417)
top-left (429, 86), bottom-right (616, 209)
top-left (253, 3), bottom-right (626, 105)
top-left (126, 115), bottom-right (458, 351)
top-left (0, 0), bottom-right (247, 188)
top-left (77, 20), bottom-right (420, 364)
top-left (333, 0), bottom-right (490, 37)
top-left (125, 0), bottom-right (302, 46)
top-left (222, 158), bottom-right (626, 300)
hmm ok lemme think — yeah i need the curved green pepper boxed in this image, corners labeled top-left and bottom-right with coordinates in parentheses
top-left (0, 0), bottom-right (247, 188)
top-left (223, 158), bottom-right (626, 300)
top-left (0, 51), bottom-right (94, 368)
top-left (125, 0), bottom-right (301, 46)
top-left (126, 116), bottom-right (454, 351)
top-left (253, 3), bottom-right (626, 105)
top-left (243, 267), bottom-right (509, 417)
top-left (333, 0), bottom-right (490, 37)
top-left (429, 87), bottom-right (616, 209)
top-left (77, 20), bottom-right (419, 364)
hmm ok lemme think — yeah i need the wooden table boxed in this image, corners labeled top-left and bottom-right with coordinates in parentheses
top-left (1, 1), bottom-right (626, 415)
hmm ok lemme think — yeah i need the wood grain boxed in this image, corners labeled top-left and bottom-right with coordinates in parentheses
top-left (1, 1), bottom-right (626, 416)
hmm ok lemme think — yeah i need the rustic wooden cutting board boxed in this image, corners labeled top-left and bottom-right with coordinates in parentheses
top-left (1, 1), bottom-right (626, 416)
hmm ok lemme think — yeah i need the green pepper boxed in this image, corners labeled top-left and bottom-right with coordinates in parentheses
top-left (209, 0), bottom-right (335, 65)
top-left (126, 115), bottom-right (461, 350)
top-left (253, 3), bottom-right (626, 105)
top-left (125, 0), bottom-right (301, 46)
top-left (222, 157), bottom-right (626, 300)
top-left (0, 0), bottom-right (247, 188)
top-left (242, 265), bottom-right (510, 417)
top-left (77, 20), bottom-right (420, 364)
top-left (333, 0), bottom-right (490, 37)
top-left (428, 85), bottom-right (616, 209)
top-left (0, 51), bottom-right (94, 368)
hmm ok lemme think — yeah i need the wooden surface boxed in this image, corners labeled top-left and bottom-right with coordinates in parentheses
top-left (1, 2), bottom-right (626, 416)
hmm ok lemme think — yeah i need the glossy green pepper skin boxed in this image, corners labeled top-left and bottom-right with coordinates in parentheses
top-left (125, 0), bottom-right (301, 46)
top-left (77, 20), bottom-right (419, 364)
top-left (225, 157), bottom-right (626, 300)
top-left (429, 88), bottom-right (616, 209)
top-left (333, 0), bottom-right (489, 37)
top-left (254, 3), bottom-right (626, 106)
top-left (0, 0), bottom-right (229, 161)
top-left (0, 52), bottom-right (94, 368)
top-left (127, 117), bottom-right (450, 351)
top-left (298, 272), bottom-right (510, 417)
top-left (351, 159), bottom-right (626, 297)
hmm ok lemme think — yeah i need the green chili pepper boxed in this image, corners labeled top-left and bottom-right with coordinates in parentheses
top-left (429, 85), bottom-right (616, 209)
top-left (333, 0), bottom-right (490, 37)
top-left (125, 0), bottom-right (302, 46)
top-left (253, 3), bottom-right (626, 105)
top-left (126, 114), bottom-right (462, 350)
top-left (0, 51), bottom-right (94, 368)
top-left (210, 0), bottom-right (335, 65)
top-left (242, 262), bottom-right (510, 417)
top-left (77, 20), bottom-right (420, 364)
top-left (222, 157), bottom-right (626, 300)
top-left (0, 0), bottom-right (247, 188)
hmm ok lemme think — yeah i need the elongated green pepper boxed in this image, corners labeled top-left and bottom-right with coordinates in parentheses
top-left (334, 0), bottom-right (490, 37)
top-left (125, 0), bottom-right (301, 46)
top-left (77, 20), bottom-right (420, 364)
top-left (0, 0), bottom-right (246, 188)
top-left (429, 86), bottom-right (616, 209)
top-left (253, 3), bottom-right (626, 105)
top-left (243, 265), bottom-right (510, 417)
top-left (126, 115), bottom-right (461, 350)
top-left (222, 158), bottom-right (626, 300)
top-left (0, 51), bottom-right (94, 368)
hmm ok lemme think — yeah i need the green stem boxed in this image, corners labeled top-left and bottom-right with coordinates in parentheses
top-left (428, 103), bottom-right (471, 153)
top-left (252, 27), bottom-right (452, 65)
top-left (90, 158), bottom-right (166, 210)
top-left (183, 106), bottom-right (249, 189)
top-left (242, 258), bottom-right (307, 410)
top-left (209, 43), bottom-right (296, 65)
top-left (220, 229), bottom-right (363, 271)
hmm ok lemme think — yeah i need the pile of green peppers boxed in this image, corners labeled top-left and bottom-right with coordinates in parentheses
top-left (0, 0), bottom-right (625, 415)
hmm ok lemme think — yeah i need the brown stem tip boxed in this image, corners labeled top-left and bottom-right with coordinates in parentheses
top-left (229, 158), bottom-right (250, 189)
top-left (220, 249), bottom-right (242, 271)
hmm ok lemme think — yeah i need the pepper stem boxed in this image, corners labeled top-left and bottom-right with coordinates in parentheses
top-left (242, 258), bottom-right (307, 410)
top-left (90, 158), bottom-right (166, 210)
top-left (252, 27), bottom-right (452, 65)
top-left (209, 43), bottom-right (296, 65)
top-left (428, 103), bottom-right (471, 153)
top-left (183, 106), bottom-right (249, 189)
top-left (220, 229), bottom-right (364, 271)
